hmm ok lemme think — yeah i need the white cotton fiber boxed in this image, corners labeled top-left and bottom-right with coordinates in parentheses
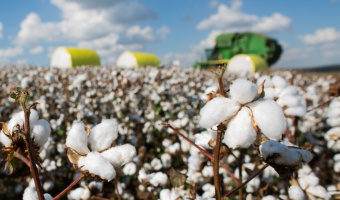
top-left (68, 187), bottom-right (90, 200)
top-left (260, 140), bottom-right (313, 166)
top-left (32, 119), bottom-right (51, 147)
top-left (78, 152), bottom-right (116, 181)
top-left (149, 172), bottom-right (168, 187)
top-left (288, 186), bottom-right (306, 200)
top-left (285, 106), bottom-right (306, 117)
top-left (279, 86), bottom-right (298, 97)
top-left (195, 132), bottom-right (213, 149)
top-left (0, 130), bottom-right (12, 147)
top-left (230, 79), bottom-right (258, 104)
top-left (160, 189), bottom-right (171, 200)
top-left (257, 75), bottom-right (273, 87)
top-left (306, 185), bottom-right (331, 200)
top-left (122, 162), bottom-right (137, 175)
top-left (199, 97), bottom-right (240, 129)
top-left (249, 99), bottom-right (287, 140)
top-left (272, 75), bottom-right (287, 88)
top-left (8, 109), bottom-right (39, 133)
top-left (101, 144), bottom-right (137, 168)
top-left (89, 119), bottom-right (118, 151)
top-left (263, 88), bottom-right (275, 99)
top-left (327, 108), bottom-right (340, 118)
top-left (223, 107), bottom-right (256, 148)
top-left (277, 95), bottom-right (300, 107)
top-left (23, 187), bottom-right (38, 200)
top-left (66, 122), bottom-right (90, 155)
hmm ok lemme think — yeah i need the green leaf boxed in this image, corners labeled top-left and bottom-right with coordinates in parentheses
top-left (5, 152), bottom-right (19, 175)
top-left (167, 168), bottom-right (186, 187)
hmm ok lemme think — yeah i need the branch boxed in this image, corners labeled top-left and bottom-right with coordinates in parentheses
top-left (164, 123), bottom-right (213, 160)
top-left (213, 124), bottom-right (225, 200)
top-left (223, 163), bottom-right (269, 198)
top-left (21, 90), bottom-right (45, 200)
top-left (52, 174), bottom-right (85, 200)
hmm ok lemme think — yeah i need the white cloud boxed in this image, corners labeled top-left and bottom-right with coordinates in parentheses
top-left (196, 3), bottom-right (291, 33)
top-left (29, 45), bottom-right (44, 55)
top-left (209, 0), bottom-right (219, 8)
top-left (0, 46), bottom-right (23, 58)
top-left (0, 22), bottom-right (3, 39)
top-left (0, 46), bottom-right (24, 65)
top-left (299, 27), bottom-right (340, 45)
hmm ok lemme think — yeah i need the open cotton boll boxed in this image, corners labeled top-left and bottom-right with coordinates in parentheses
top-left (23, 187), bottom-right (53, 200)
top-left (230, 79), bottom-right (258, 104)
top-left (0, 130), bottom-right (12, 147)
top-left (32, 119), bottom-right (51, 147)
top-left (272, 75), bottom-right (287, 88)
top-left (122, 162), bottom-right (137, 175)
top-left (78, 152), bottom-right (116, 181)
top-left (288, 185), bottom-right (306, 200)
top-left (285, 106), bottom-right (307, 117)
top-left (89, 119), bottom-right (118, 151)
top-left (327, 108), bottom-right (340, 118)
top-left (68, 187), bottom-right (90, 200)
top-left (249, 99), bottom-right (287, 140)
top-left (101, 144), bottom-right (137, 168)
top-left (277, 95), bottom-right (300, 107)
top-left (263, 88), bottom-right (275, 99)
top-left (149, 172), bottom-right (168, 187)
top-left (223, 107), bottom-right (256, 148)
top-left (199, 97), bottom-right (240, 129)
top-left (8, 109), bottom-right (39, 133)
top-left (257, 75), bottom-right (273, 87)
top-left (306, 185), bottom-right (331, 200)
top-left (279, 86), bottom-right (298, 97)
top-left (195, 132), bottom-right (214, 149)
top-left (66, 122), bottom-right (90, 154)
top-left (260, 140), bottom-right (313, 166)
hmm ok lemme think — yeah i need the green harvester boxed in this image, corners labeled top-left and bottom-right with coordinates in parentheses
top-left (194, 32), bottom-right (282, 70)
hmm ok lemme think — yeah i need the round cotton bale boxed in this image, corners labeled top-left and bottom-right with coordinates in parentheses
top-left (116, 51), bottom-right (160, 68)
top-left (50, 47), bottom-right (101, 68)
top-left (227, 54), bottom-right (268, 75)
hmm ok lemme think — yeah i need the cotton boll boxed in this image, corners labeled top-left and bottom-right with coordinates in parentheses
top-left (249, 99), bottom-right (287, 140)
top-left (0, 130), bottom-right (12, 147)
top-left (32, 119), bottom-right (51, 147)
top-left (246, 176), bottom-right (260, 193)
top-left (279, 86), bottom-right (298, 97)
top-left (324, 127), bottom-right (340, 151)
top-left (223, 107), bottom-right (256, 148)
top-left (66, 122), bottom-right (90, 154)
top-left (262, 195), bottom-right (276, 200)
top-left (23, 187), bottom-right (37, 200)
top-left (101, 144), bottom-right (137, 168)
top-left (285, 106), bottom-right (306, 117)
top-left (151, 158), bottom-right (163, 171)
top-left (160, 189), bottom-right (171, 200)
top-left (122, 162), bottom-right (137, 175)
top-left (202, 183), bottom-right (215, 198)
top-left (263, 88), bottom-right (275, 99)
top-left (195, 132), bottom-right (214, 149)
top-left (199, 97), bottom-right (240, 129)
top-left (306, 185), bottom-right (331, 200)
top-left (288, 185), bottom-right (306, 200)
top-left (150, 172), bottom-right (168, 187)
top-left (272, 75), bottom-right (287, 88)
top-left (260, 140), bottom-right (313, 166)
top-left (257, 75), bottom-right (273, 87)
top-left (8, 109), bottom-right (39, 133)
top-left (43, 180), bottom-right (54, 191)
top-left (277, 95), bottom-right (300, 107)
top-left (78, 152), bottom-right (116, 181)
top-left (230, 79), bottom-right (258, 104)
top-left (161, 153), bottom-right (172, 168)
top-left (68, 187), bottom-right (90, 200)
top-left (89, 119), bottom-right (118, 151)
top-left (202, 166), bottom-right (214, 177)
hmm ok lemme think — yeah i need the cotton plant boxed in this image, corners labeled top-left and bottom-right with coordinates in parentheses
top-left (65, 119), bottom-right (137, 182)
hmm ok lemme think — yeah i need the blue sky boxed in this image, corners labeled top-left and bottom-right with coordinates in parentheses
top-left (0, 0), bottom-right (339, 68)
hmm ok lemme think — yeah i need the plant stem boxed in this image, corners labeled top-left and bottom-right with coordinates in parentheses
top-left (238, 150), bottom-right (244, 200)
top-left (164, 123), bottom-right (213, 160)
top-left (217, 64), bottom-right (227, 97)
top-left (223, 163), bottom-right (269, 198)
top-left (14, 151), bottom-right (30, 166)
top-left (213, 124), bottom-right (225, 200)
top-left (115, 180), bottom-right (122, 200)
top-left (21, 90), bottom-right (45, 200)
top-left (52, 174), bottom-right (85, 200)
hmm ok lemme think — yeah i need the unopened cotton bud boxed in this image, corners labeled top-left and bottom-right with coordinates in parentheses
top-left (66, 122), bottom-right (90, 154)
top-left (89, 119), bottom-right (118, 151)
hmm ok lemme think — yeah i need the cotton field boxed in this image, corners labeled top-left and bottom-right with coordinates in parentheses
top-left (0, 65), bottom-right (339, 200)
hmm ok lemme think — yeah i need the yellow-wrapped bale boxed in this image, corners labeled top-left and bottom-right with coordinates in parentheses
top-left (116, 51), bottom-right (160, 68)
top-left (50, 47), bottom-right (101, 68)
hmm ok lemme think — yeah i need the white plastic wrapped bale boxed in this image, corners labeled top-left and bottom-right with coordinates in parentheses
top-left (227, 54), bottom-right (268, 75)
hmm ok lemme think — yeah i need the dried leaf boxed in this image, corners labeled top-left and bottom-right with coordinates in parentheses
top-left (4, 152), bottom-right (19, 175)
top-left (167, 168), bottom-right (186, 187)
top-left (66, 147), bottom-right (82, 166)
top-left (84, 125), bottom-right (91, 137)
top-left (252, 80), bottom-right (266, 102)
top-left (0, 122), bottom-right (10, 137)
